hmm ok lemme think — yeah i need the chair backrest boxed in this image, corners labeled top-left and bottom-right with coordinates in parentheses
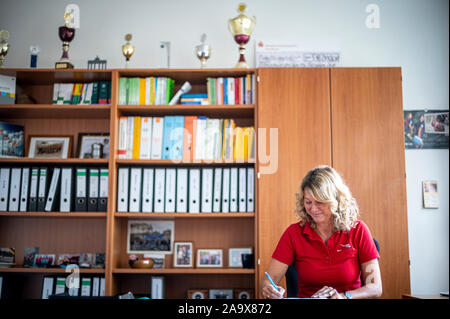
top-left (285, 238), bottom-right (380, 298)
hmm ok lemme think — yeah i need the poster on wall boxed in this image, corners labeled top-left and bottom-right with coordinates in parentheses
top-left (404, 110), bottom-right (449, 149)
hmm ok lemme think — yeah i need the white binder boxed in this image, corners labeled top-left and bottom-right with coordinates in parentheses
top-left (60, 167), bottom-right (73, 212)
top-left (92, 277), bottom-right (100, 296)
top-left (8, 168), bottom-right (21, 211)
top-left (41, 276), bottom-right (54, 299)
top-left (80, 277), bottom-right (92, 296)
top-left (176, 168), bottom-right (188, 212)
top-left (117, 167), bottom-right (129, 212)
top-left (0, 168), bottom-right (11, 211)
top-left (247, 167), bottom-right (255, 212)
top-left (19, 167), bottom-right (30, 212)
top-left (151, 276), bottom-right (165, 299)
top-left (238, 167), bottom-right (247, 212)
top-left (154, 168), bottom-right (166, 212)
top-left (140, 117), bottom-right (153, 159)
top-left (129, 167), bottom-right (142, 212)
top-left (45, 167), bottom-right (61, 212)
top-left (221, 168), bottom-right (230, 213)
top-left (212, 168), bottom-right (222, 212)
top-left (151, 117), bottom-right (164, 159)
top-left (229, 167), bottom-right (238, 212)
top-left (54, 276), bottom-right (66, 294)
top-left (201, 168), bottom-right (213, 212)
top-left (142, 168), bottom-right (154, 212)
top-left (188, 168), bottom-right (200, 213)
top-left (165, 168), bottom-right (176, 212)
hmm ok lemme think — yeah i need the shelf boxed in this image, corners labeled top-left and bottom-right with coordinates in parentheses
top-left (116, 159), bottom-right (255, 165)
top-left (117, 104), bottom-right (254, 118)
top-left (113, 268), bottom-right (255, 275)
top-left (114, 212), bottom-right (254, 219)
top-left (0, 212), bottom-right (107, 218)
top-left (0, 267), bottom-right (105, 274)
top-left (0, 104), bottom-right (111, 119)
top-left (0, 158), bottom-right (108, 164)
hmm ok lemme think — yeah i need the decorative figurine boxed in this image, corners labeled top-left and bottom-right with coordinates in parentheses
top-left (87, 56), bottom-right (107, 69)
top-left (55, 12), bottom-right (76, 69)
top-left (160, 41), bottom-right (171, 68)
top-left (195, 34), bottom-right (211, 68)
top-left (0, 30), bottom-right (10, 67)
top-left (122, 34), bottom-right (135, 68)
top-left (228, 3), bottom-right (256, 68)
top-left (30, 45), bottom-right (40, 68)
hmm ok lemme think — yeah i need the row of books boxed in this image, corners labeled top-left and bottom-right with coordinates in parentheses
top-left (206, 75), bottom-right (255, 105)
top-left (41, 275), bottom-right (105, 299)
top-left (0, 167), bottom-right (108, 213)
top-left (117, 166), bottom-right (254, 213)
top-left (118, 116), bottom-right (255, 161)
top-left (118, 77), bottom-right (175, 105)
top-left (52, 81), bottom-right (112, 105)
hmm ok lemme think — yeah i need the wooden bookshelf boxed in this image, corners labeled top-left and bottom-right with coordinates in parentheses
top-left (0, 68), bottom-right (257, 299)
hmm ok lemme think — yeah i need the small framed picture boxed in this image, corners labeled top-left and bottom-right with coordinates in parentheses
top-left (209, 289), bottom-right (233, 299)
top-left (197, 249), bottom-right (223, 267)
top-left (422, 180), bottom-right (440, 208)
top-left (187, 289), bottom-right (209, 299)
top-left (174, 242), bottom-right (193, 267)
top-left (127, 220), bottom-right (174, 254)
top-left (28, 136), bottom-right (72, 159)
top-left (228, 248), bottom-right (252, 267)
top-left (77, 133), bottom-right (110, 159)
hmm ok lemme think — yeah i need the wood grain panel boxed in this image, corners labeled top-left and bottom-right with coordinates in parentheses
top-left (330, 68), bottom-right (410, 298)
top-left (256, 68), bottom-right (332, 297)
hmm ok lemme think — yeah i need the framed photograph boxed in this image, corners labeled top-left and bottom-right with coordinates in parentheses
top-left (234, 288), bottom-right (254, 299)
top-left (0, 121), bottom-right (24, 157)
top-left (197, 249), bottom-right (223, 267)
top-left (423, 181), bottom-right (440, 209)
top-left (127, 220), bottom-right (174, 254)
top-left (209, 289), bottom-right (233, 299)
top-left (228, 248), bottom-right (252, 267)
top-left (187, 289), bottom-right (209, 299)
top-left (404, 110), bottom-right (449, 149)
top-left (174, 242), bottom-right (193, 267)
top-left (28, 135), bottom-right (72, 158)
top-left (77, 132), bottom-right (110, 159)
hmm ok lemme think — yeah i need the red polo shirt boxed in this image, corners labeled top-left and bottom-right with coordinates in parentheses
top-left (272, 220), bottom-right (380, 298)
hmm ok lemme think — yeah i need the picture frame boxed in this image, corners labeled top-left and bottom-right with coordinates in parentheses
top-left (187, 289), bottom-right (209, 299)
top-left (209, 289), bottom-right (233, 299)
top-left (27, 135), bottom-right (72, 159)
top-left (127, 220), bottom-right (174, 254)
top-left (228, 248), bottom-right (252, 267)
top-left (174, 242), bottom-right (193, 267)
top-left (77, 132), bottom-right (110, 159)
top-left (422, 180), bottom-right (440, 209)
top-left (197, 249), bottom-right (223, 267)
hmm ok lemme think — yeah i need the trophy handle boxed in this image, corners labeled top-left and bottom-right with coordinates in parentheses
top-left (227, 19), bottom-right (234, 35)
top-left (250, 16), bottom-right (257, 33)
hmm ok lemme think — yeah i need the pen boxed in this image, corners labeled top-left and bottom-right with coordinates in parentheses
top-left (265, 272), bottom-right (280, 292)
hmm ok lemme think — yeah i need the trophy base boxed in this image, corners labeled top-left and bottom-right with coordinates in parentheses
top-left (235, 61), bottom-right (249, 68)
top-left (55, 61), bottom-right (74, 69)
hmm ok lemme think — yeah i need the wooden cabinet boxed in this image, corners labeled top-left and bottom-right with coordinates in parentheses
top-left (256, 68), bottom-right (410, 298)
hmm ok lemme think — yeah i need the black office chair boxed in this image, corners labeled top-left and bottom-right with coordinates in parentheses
top-left (285, 238), bottom-right (380, 298)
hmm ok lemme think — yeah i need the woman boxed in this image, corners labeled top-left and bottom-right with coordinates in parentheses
top-left (261, 165), bottom-right (382, 299)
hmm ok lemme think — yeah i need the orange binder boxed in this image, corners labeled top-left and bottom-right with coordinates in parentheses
top-left (183, 116), bottom-right (197, 162)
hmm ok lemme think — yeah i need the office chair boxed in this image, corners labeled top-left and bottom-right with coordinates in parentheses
top-left (285, 238), bottom-right (380, 298)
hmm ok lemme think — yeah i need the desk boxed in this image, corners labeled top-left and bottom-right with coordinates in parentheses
top-left (402, 294), bottom-right (449, 300)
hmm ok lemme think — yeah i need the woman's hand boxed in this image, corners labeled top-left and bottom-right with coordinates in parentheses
top-left (261, 283), bottom-right (285, 299)
top-left (311, 286), bottom-right (345, 299)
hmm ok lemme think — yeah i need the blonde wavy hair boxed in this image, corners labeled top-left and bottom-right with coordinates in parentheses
top-left (295, 165), bottom-right (359, 231)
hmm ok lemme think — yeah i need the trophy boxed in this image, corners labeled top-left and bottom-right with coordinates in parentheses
top-left (55, 12), bottom-right (76, 69)
top-left (122, 34), bottom-right (135, 68)
top-left (195, 34), bottom-right (211, 68)
top-left (0, 30), bottom-right (10, 67)
top-left (30, 45), bottom-right (40, 68)
top-left (228, 3), bottom-right (256, 68)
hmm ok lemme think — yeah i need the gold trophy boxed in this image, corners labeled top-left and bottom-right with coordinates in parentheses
top-left (122, 34), bottom-right (135, 68)
top-left (0, 30), bottom-right (10, 67)
top-left (228, 3), bottom-right (256, 68)
top-left (55, 12), bottom-right (76, 69)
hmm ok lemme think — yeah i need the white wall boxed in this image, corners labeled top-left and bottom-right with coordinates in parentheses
top-left (1, 0), bottom-right (448, 295)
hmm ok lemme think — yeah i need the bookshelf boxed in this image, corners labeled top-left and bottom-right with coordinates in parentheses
top-left (0, 68), bottom-right (257, 299)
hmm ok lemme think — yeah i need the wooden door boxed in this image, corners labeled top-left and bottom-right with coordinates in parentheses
top-left (330, 68), bottom-right (410, 298)
top-left (256, 68), bottom-right (332, 297)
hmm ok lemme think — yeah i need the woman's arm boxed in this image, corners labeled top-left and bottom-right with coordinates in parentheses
top-left (260, 258), bottom-right (289, 299)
